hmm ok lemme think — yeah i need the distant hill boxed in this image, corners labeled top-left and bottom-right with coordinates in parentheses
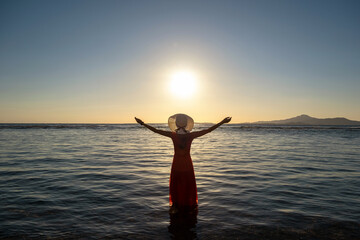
top-left (252, 114), bottom-right (360, 125)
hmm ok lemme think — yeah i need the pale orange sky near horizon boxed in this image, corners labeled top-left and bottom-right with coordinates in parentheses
top-left (1, 62), bottom-right (359, 124)
top-left (1, 62), bottom-right (360, 124)
top-left (1, 1), bottom-right (360, 124)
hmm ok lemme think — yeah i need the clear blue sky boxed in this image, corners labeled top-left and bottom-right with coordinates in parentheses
top-left (1, 0), bottom-right (359, 123)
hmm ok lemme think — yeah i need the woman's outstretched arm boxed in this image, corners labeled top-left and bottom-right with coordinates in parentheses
top-left (135, 117), bottom-right (172, 138)
top-left (191, 117), bottom-right (231, 139)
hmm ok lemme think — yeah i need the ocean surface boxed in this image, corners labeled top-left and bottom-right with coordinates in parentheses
top-left (0, 123), bottom-right (359, 239)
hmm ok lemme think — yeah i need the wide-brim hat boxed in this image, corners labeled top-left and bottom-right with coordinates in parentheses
top-left (168, 113), bottom-right (194, 132)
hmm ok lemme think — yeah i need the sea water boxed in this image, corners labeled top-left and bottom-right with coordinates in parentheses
top-left (0, 124), bottom-right (359, 239)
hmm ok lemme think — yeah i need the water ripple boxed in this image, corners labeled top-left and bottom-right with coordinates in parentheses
top-left (0, 124), bottom-right (359, 239)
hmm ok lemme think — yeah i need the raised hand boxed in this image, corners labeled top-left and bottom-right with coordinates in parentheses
top-left (134, 117), bottom-right (172, 137)
top-left (135, 117), bottom-right (144, 125)
top-left (221, 117), bottom-right (232, 124)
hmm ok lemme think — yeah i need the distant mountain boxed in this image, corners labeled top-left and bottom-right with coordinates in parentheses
top-left (252, 114), bottom-right (360, 125)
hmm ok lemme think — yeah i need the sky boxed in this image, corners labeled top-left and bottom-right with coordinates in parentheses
top-left (1, 0), bottom-right (359, 123)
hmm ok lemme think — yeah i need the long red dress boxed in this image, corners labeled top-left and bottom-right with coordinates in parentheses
top-left (169, 132), bottom-right (198, 208)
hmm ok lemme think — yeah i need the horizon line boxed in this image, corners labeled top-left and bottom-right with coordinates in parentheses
top-left (1, 114), bottom-right (359, 125)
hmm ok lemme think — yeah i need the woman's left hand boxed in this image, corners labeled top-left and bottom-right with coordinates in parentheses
top-left (221, 117), bottom-right (232, 124)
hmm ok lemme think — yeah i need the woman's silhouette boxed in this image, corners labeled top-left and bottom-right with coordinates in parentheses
top-left (135, 114), bottom-right (231, 212)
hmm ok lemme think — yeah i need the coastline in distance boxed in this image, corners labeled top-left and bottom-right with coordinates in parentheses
top-left (244, 114), bottom-right (360, 126)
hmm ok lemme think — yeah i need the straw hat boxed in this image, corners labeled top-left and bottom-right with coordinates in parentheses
top-left (168, 113), bottom-right (194, 133)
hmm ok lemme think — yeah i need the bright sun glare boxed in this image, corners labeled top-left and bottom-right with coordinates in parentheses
top-left (169, 71), bottom-right (197, 99)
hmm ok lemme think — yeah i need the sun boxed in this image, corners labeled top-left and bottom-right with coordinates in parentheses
top-left (169, 70), bottom-right (197, 99)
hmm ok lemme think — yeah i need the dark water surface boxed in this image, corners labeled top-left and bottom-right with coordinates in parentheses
top-left (0, 124), bottom-right (359, 239)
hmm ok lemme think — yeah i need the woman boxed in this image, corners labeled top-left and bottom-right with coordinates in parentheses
top-left (135, 114), bottom-right (231, 211)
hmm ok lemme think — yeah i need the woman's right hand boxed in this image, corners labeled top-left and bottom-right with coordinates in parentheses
top-left (135, 117), bottom-right (144, 125)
